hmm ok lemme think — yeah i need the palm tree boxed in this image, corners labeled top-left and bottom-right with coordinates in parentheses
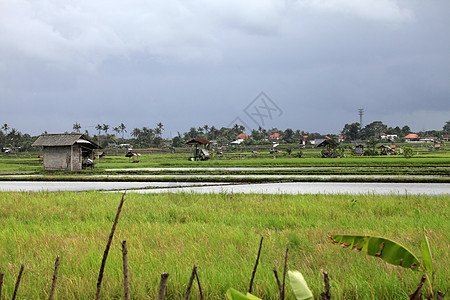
top-left (102, 124), bottom-right (109, 137)
top-left (156, 122), bottom-right (164, 137)
top-left (131, 128), bottom-right (141, 139)
top-left (2, 124), bottom-right (9, 135)
top-left (119, 123), bottom-right (127, 141)
top-left (73, 122), bottom-right (81, 133)
top-left (95, 124), bottom-right (102, 147)
top-left (113, 127), bottom-right (120, 139)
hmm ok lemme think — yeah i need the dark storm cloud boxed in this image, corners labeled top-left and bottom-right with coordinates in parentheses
top-left (0, 0), bottom-right (449, 136)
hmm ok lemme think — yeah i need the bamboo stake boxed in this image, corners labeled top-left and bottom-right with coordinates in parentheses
top-left (95, 192), bottom-right (126, 300)
top-left (409, 275), bottom-right (426, 300)
top-left (195, 267), bottom-right (203, 300)
top-left (184, 265), bottom-right (197, 300)
top-left (48, 256), bottom-right (60, 300)
top-left (273, 267), bottom-right (282, 299)
top-left (157, 273), bottom-right (170, 300)
top-left (320, 271), bottom-right (331, 300)
top-left (122, 241), bottom-right (130, 300)
top-left (0, 271), bottom-right (4, 300)
top-left (12, 264), bottom-right (24, 300)
top-left (249, 236), bottom-right (264, 294)
top-left (281, 244), bottom-right (289, 300)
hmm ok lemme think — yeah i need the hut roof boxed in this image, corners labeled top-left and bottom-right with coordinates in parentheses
top-left (316, 139), bottom-right (339, 148)
top-left (185, 138), bottom-right (211, 145)
top-left (405, 134), bottom-right (419, 139)
top-left (32, 134), bottom-right (99, 149)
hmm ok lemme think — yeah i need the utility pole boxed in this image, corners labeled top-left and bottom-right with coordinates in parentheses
top-left (358, 108), bottom-right (364, 127)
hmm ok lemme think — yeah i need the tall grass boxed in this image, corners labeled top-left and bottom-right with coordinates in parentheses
top-left (0, 192), bottom-right (448, 299)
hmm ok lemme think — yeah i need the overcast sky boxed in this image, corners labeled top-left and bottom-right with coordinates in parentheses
top-left (1, 0), bottom-right (449, 137)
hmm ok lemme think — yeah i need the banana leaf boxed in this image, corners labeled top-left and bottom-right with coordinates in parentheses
top-left (420, 235), bottom-right (433, 273)
top-left (288, 271), bottom-right (313, 300)
top-left (226, 288), bottom-right (261, 300)
top-left (330, 234), bottom-right (421, 270)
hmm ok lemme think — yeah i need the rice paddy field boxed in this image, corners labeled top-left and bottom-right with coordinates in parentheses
top-left (0, 191), bottom-right (448, 299)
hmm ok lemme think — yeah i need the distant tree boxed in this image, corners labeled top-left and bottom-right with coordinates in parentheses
top-left (113, 126), bottom-right (120, 138)
top-left (443, 120), bottom-right (450, 132)
top-left (283, 128), bottom-right (294, 142)
top-left (131, 128), bottom-right (141, 139)
top-left (341, 123), bottom-right (360, 141)
top-left (402, 146), bottom-right (414, 158)
top-left (251, 129), bottom-right (263, 141)
top-left (73, 122), bottom-right (81, 133)
top-left (209, 126), bottom-right (218, 140)
top-left (95, 124), bottom-right (102, 136)
top-left (366, 137), bottom-right (379, 152)
top-left (188, 127), bottom-right (197, 138)
top-left (2, 124), bottom-right (9, 135)
top-left (172, 135), bottom-right (184, 147)
top-left (102, 124), bottom-right (109, 137)
top-left (203, 125), bottom-right (209, 134)
top-left (155, 122), bottom-right (164, 137)
top-left (402, 125), bottom-right (411, 136)
top-left (361, 121), bottom-right (387, 139)
top-left (119, 123), bottom-right (127, 141)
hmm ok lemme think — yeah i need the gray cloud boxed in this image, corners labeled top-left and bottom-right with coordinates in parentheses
top-left (0, 0), bottom-right (449, 136)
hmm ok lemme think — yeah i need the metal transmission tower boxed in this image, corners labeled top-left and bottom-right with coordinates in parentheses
top-left (358, 108), bottom-right (364, 127)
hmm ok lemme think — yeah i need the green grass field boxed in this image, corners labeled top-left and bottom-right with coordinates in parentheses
top-left (0, 192), bottom-right (448, 299)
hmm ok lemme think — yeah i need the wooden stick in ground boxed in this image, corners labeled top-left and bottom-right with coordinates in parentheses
top-left (409, 275), bottom-right (426, 300)
top-left (12, 264), bottom-right (24, 300)
top-left (184, 265), bottom-right (197, 300)
top-left (436, 290), bottom-right (445, 300)
top-left (248, 236), bottom-right (264, 294)
top-left (0, 271), bottom-right (4, 300)
top-left (320, 270), bottom-right (331, 300)
top-left (48, 255), bottom-right (60, 300)
top-left (157, 273), bottom-right (170, 300)
top-left (281, 244), bottom-right (289, 300)
top-left (122, 241), bottom-right (130, 300)
top-left (194, 267), bottom-right (203, 300)
top-left (273, 267), bottom-right (282, 299)
top-left (95, 192), bottom-right (126, 300)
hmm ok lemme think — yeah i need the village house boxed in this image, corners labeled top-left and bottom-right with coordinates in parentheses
top-left (32, 133), bottom-right (99, 171)
top-left (404, 134), bottom-right (420, 143)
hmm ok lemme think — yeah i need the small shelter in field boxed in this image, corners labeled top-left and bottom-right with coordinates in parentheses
top-left (378, 145), bottom-right (396, 155)
top-left (185, 138), bottom-right (211, 161)
top-left (32, 134), bottom-right (99, 171)
top-left (317, 139), bottom-right (340, 158)
top-left (354, 144), bottom-right (364, 156)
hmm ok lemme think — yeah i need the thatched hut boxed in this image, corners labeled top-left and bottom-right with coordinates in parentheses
top-left (185, 138), bottom-right (211, 161)
top-left (32, 134), bottom-right (99, 170)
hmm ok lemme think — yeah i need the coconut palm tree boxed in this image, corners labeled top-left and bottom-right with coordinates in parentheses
top-left (119, 123), bottom-right (127, 141)
top-left (73, 122), bottom-right (81, 133)
top-left (2, 124), bottom-right (9, 135)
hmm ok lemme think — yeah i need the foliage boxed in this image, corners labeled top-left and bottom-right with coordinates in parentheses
top-left (226, 271), bottom-right (313, 300)
top-left (363, 149), bottom-right (379, 156)
top-left (443, 120), bottom-right (450, 132)
top-left (330, 234), bottom-right (439, 298)
top-left (330, 235), bottom-right (420, 269)
top-left (288, 271), bottom-right (313, 300)
top-left (226, 288), bottom-right (261, 300)
top-left (402, 146), bottom-right (414, 158)
top-left (0, 192), bottom-right (447, 298)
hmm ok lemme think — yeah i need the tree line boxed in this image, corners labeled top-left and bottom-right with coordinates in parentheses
top-left (1, 120), bottom-right (449, 152)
